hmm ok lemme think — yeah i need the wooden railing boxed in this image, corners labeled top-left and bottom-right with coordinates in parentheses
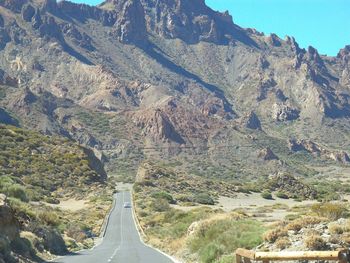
top-left (236, 248), bottom-right (349, 263)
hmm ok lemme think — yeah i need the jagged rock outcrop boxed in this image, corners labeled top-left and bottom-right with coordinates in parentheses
top-left (62, 24), bottom-right (95, 51)
top-left (42, 0), bottom-right (58, 13)
top-left (135, 108), bottom-right (185, 144)
top-left (267, 173), bottom-right (317, 199)
top-left (241, 111), bottom-right (261, 130)
top-left (113, 0), bottom-right (147, 44)
top-left (272, 103), bottom-right (300, 121)
top-left (21, 4), bottom-right (35, 22)
top-left (258, 147), bottom-right (279, 161)
top-left (82, 147), bottom-right (108, 180)
top-left (0, 0), bottom-right (26, 12)
top-left (39, 16), bottom-right (63, 41)
top-left (267, 33), bottom-right (282, 47)
top-left (0, 108), bottom-right (18, 126)
top-left (288, 139), bottom-right (350, 164)
top-left (0, 0), bottom-right (349, 179)
top-left (140, 0), bottom-right (247, 44)
top-left (58, 1), bottom-right (117, 26)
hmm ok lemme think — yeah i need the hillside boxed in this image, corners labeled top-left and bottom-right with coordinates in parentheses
top-left (0, 125), bottom-right (114, 262)
top-left (0, 0), bottom-right (349, 181)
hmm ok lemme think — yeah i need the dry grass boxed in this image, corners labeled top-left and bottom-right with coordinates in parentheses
top-left (328, 223), bottom-right (344, 234)
top-left (285, 216), bottom-right (325, 231)
top-left (304, 235), bottom-right (327, 250)
top-left (275, 237), bottom-right (291, 250)
top-left (263, 227), bottom-right (288, 243)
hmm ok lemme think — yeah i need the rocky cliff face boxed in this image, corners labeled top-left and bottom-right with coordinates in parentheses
top-left (0, 0), bottom-right (349, 178)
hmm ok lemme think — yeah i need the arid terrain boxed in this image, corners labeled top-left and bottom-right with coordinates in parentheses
top-left (0, 0), bottom-right (350, 262)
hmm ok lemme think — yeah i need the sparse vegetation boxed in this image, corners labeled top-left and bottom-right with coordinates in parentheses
top-left (263, 227), bottom-right (288, 243)
top-left (189, 218), bottom-right (265, 263)
top-left (133, 162), bottom-right (266, 262)
top-left (0, 125), bottom-right (114, 261)
top-left (311, 203), bottom-right (347, 220)
top-left (304, 234), bottom-right (326, 250)
top-left (261, 191), bottom-right (273, 200)
top-left (276, 192), bottom-right (289, 199)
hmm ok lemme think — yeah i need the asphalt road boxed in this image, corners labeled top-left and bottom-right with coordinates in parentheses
top-left (54, 191), bottom-right (174, 263)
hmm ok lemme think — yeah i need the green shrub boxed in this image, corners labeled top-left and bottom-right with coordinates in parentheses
top-left (193, 193), bottom-right (215, 205)
top-left (151, 191), bottom-right (176, 204)
top-left (261, 191), bottom-right (273, 200)
top-left (311, 203), bottom-right (347, 220)
top-left (190, 219), bottom-right (265, 262)
top-left (38, 210), bottom-right (60, 226)
top-left (199, 243), bottom-right (224, 263)
top-left (7, 184), bottom-right (29, 202)
top-left (151, 199), bottom-right (170, 212)
top-left (276, 192), bottom-right (289, 199)
top-left (263, 227), bottom-right (288, 243)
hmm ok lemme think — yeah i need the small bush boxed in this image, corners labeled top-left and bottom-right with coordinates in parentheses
top-left (193, 193), bottom-right (214, 205)
top-left (304, 235), bottom-right (327, 250)
top-left (151, 191), bottom-right (176, 204)
top-left (38, 210), bottom-right (60, 226)
top-left (311, 203), bottom-right (347, 220)
top-left (7, 184), bottom-right (28, 202)
top-left (286, 216), bottom-right (324, 232)
top-left (328, 223), bottom-right (344, 234)
top-left (261, 191), bottom-right (273, 200)
top-left (275, 237), bottom-right (291, 250)
top-left (276, 192), bottom-right (289, 199)
top-left (263, 227), bottom-right (288, 243)
top-left (151, 199), bottom-right (170, 212)
top-left (199, 243), bottom-right (224, 263)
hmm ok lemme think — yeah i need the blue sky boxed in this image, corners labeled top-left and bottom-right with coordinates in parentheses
top-left (70, 0), bottom-right (350, 56)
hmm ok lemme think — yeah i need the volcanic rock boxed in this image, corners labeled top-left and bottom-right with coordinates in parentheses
top-left (21, 4), bottom-right (35, 22)
top-left (242, 111), bottom-right (261, 130)
top-left (258, 147), bottom-right (279, 161)
top-left (273, 103), bottom-right (300, 121)
top-left (114, 0), bottom-right (147, 44)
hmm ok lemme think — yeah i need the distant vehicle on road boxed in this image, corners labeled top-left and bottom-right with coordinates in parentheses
top-left (123, 202), bottom-right (131, 208)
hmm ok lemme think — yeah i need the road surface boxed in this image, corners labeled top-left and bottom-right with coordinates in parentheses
top-left (54, 191), bottom-right (174, 263)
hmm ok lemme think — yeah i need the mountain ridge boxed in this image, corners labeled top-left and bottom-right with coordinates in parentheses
top-left (0, 0), bottom-right (350, 180)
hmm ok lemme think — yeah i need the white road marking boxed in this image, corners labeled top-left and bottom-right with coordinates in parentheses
top-left (108, 192), bottom-right (125, 262)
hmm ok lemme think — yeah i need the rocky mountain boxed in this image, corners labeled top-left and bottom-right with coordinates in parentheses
top-left (0, 0), bottom-right (350, 180)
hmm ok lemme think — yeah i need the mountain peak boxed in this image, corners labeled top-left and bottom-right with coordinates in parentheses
top-left (113, 0), bottom-right (148, 44)
top-left (100, 0), bottom-right (246, 45)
